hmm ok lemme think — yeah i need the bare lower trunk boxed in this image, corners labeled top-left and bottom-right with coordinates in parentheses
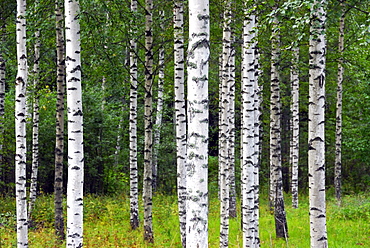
top-left (143, 0), bottom-right (154, 242)
top-left (335, 3), bottom-right (345, 205)
top-left (174, 0), bottom-right (186, 246)
top-left (15, 0), bottom-right (28, 246)
top-left (186, 0), bottom-right (210, 246)
top-left (65, 0), bottom-right (84, 246)
top-left (308, 1), bottom-right (328, 247)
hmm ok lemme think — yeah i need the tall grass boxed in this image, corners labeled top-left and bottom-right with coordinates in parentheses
top-left (0, 192), bottom-right (369, 247)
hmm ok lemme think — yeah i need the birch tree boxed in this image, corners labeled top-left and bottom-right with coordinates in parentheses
top-left (269, 9), bottom-right (288, 239)
top-left (129, 0), bottom-right (139, 231)
top-left (54, 0), bottom-right (65, 239)
top-left (15, 0), bottom-right (28, 246)
top-left (65, 0), bottom-right (84, 246)
top-left (174, 0), bottom-right (186, 245)
top-left (153, 10), bottom-right (165, 192)
top-left (308, 0), bottom-right (328, 247)
top-left (335, 3), bottom-right (345, 204)
top-left (186, 0), bottom-right (209, 246)
top-left (219, 1), bottom-right (232, 246)
top-left (143, 0), bottom-right (154, 242)
top-left (0, 36), bottom-right (5, 178)
top-left (28, 4), bottom-right (41, 219)
top-left (241, 4), bottom-right (257, 246)
top-left (290, 46), bottom-right (299, 209)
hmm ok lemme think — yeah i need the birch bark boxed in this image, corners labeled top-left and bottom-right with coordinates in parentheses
top-left (186, 0), bottom-right (209, 246)
top-left (65, 0), bottom-right (84, 246)
top-left (220, 1), bottom-right (232, 246)
top-left (241, 6), bottom-right (256, 246)
top-left (143, 0), bottom-right (154, 242)
top-left (335, 3), bottom-right (345, 204)
top-left (54, 0), bottom-right (65, 239)
top-left (290, 47), bottom-right (299, 209)
top-left (28, 9), bottom-right (41, 220)
top-left (15, 0), bottom-right (28, 246)
top-left (309, 0), bottom-right (328, 247)
top-left (173, 0), bottom-right (187, 245)
top-left (129, 0), bottom-right (139, 230)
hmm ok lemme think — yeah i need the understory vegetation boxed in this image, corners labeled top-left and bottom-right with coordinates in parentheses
top-left (1, 192), bottom-right (369, 247)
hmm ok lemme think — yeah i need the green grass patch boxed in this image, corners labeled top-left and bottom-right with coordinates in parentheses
top-left (0, 193), bottom-right (369, 247)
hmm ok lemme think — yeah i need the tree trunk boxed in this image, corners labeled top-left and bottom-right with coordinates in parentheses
top-left (153, 10), bottom-right (165, 192)
top-left (54, 0), bottom-right (65, 240)
top-left (15, 0), bottom-right (28, 246)
top-left (0, 31), bottom-right (5, 185)
top-left (173, 0), bottom-right (186, 246)
top-left (129, 0), bottom-right (139, 231)
top-left (28, 11), bottom-right (41, 221)
top-left (219, 1), bottom-right (232, 246)
top-left (308, 1), bottom-right (328, 247)
top-left (186, 0), bottom-right (209, 246)
top-left (65, 0), bottom-right (84, 246)
top-left (241, 6), bottom-right (257, 246)
top-left (270, 11), bottom-right (288, 239)
top-left (335, 3), bottom-right (345, 205)
top-left (290, 47), bottom-right (299, 209)
top-left (143, 0), bottom-right (154, 242)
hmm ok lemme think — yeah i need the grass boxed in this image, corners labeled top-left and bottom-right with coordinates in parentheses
top-left (0, 192), bottom-right (369, 247)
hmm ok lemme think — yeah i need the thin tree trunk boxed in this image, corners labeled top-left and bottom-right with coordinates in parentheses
top-left (143, 0), bottom-right (154, 242)
top-left (308, 1), bottom-right (328, 247)
top-left (290, 47), bottom-right (299, 209)
top-left (228, 38), bottom-right (237, 219)
top-left (335, 3), bottom-right (345, 205)
top-left (220, 1), bottom-right (232, 246)
top-left (0, 31), bottom-right (5, 184)
top-left (241, 6), bottom-right (257, 246)
top-left (54, 0), bottom-right (65, 240)
top-left (15, 0), bottom-right (28, 246)
top-left (65, 0), bottom-right (84, 246)
top-left (28, 10), bottom-right (41, 221)
top-left (173, 0), bottom-right (186, 245)
top-left (129, 0), bottom-right (139, 231)
top-left (153, 10), bottom-right (165, 192)
top-left (270, 11), bottom-right (288, 239)
top-left (186, 0), bottom-right (210, 246)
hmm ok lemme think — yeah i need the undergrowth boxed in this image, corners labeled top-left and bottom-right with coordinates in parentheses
top-left (0, 193), bottom-right (369, 247)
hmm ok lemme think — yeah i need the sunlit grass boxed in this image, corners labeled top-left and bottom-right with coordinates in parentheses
top-left (0, 192), bottom-right (369, 247)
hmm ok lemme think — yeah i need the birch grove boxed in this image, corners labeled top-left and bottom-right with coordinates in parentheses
top-left (65, 0), bottom-right (84, 246)
top-left (186, 0), bottom-right (210, 246)
top-left (15, 0), bottom-right (28, 246)
top-left (308, 0), bottom-right (328, 247)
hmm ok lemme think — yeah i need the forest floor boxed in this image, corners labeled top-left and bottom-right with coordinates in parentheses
top-left (0, 191), bottom-right (369, 247)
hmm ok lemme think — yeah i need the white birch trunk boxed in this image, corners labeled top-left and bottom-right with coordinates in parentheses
top-left (253, 17), bottom-right (260, 245)
top-left (0, 44), bottom-right (5, 177)
top-left (228, 38), bottom-right (237, 219)
top-left (335, 3), bottom-right (345, 204)
top-left (241, 8), bottom-right (256, 247)
top-left (143, 0), bottom-right (154, 242)
top-left (290, 47), bottom-right (299, 209)
top-left (186, 0), bottom-right (209, 247)
top-left (54, 0), bottom-right (65, 239)
top-left (129, 0), bottom-right (139, 230)
top-left (220, 2), bottom-right (232, 246)
top-left (174, 0), bottom-right (187, 245)
top-left (28, 13), bottom-right (41, 220)
top-left (65, 0), bottom-right (84, 246)
top-left (270, 12), bottom-right (288, 239)
top-left (309, 1), bottom-right (328, 247)
top-left (15, 0), bottom-right (28, 246)
top-left (153, 10), bottom-right (165, 192)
